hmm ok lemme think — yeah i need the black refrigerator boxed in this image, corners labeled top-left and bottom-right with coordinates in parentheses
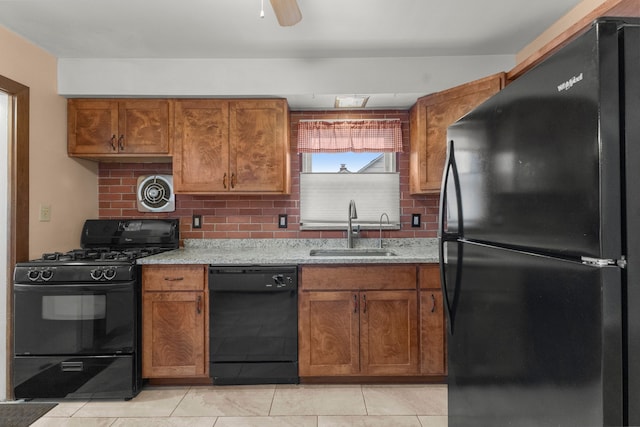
top-left (439, 17), bottom-right (640, 426)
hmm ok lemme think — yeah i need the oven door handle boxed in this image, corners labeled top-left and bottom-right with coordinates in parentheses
top-left (13, 283), bottom-right (134, 293)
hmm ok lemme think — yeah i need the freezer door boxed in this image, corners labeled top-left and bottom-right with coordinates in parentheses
top-left (443, 241), bottom-right (623, 426)
top-left (622, 22), bottom-right (640, 427)
top-left (444, 20), bottom-right (623, 260)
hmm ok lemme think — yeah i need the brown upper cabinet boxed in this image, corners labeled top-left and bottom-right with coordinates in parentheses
top-left (173, 98), bottom-right (291, 194)
top-left (409, 72), bottom-right (506, 194)
top-left (68, 99), bottom-right (171, 160)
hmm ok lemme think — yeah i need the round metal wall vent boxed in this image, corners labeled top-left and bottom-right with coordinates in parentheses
top-left (137, 175), bottom-right (175, 213)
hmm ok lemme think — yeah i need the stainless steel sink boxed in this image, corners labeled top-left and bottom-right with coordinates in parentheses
top-left (309, 248), bottom-right (397, 257)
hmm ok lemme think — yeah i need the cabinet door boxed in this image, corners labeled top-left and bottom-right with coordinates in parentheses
top-left (420, 290), bottom-right (446, 375)
top-left (409, 72), bottom-right (505, 194)
top-left (68, 99), bottom-right (119, 155)
top-left (298, 291), bottom-right (360, 376)
top-left (173, 99), bottom-right (230, 193)
top-left (118, 99), bottom-right (170, 154)
top-left (229, 100), bottom-right (290, 193)
top-left (142, 291), bottom-right (207, 378)
top-left (360, 290), bottom-right (419, 375)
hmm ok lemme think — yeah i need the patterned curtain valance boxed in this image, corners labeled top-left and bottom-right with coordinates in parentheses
top-left (297, 119), bottom-right (402, 153)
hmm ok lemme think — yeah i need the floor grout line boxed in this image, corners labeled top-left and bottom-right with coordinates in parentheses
top-left (267, 383), bottom-right (278, 416)
top-left (361, 384), bottom-right (370, 416)
top-left (168, 384), bottom-right (191, 417)
top-left (33, 384), bottom-right (447, 425)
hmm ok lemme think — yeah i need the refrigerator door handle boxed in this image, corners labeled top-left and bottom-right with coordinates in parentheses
top-left (581, 256), bottom-right (627, 268)
top-left (438, 140), bottom-right (464, 242)
top-left (439, 139), bottom-right (464, 335)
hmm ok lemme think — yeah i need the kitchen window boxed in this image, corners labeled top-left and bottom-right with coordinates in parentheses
top-left (298, 119), bottom-right (401, 230)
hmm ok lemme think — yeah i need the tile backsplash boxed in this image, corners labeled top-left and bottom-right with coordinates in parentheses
top-left (98, 110), bottom-right (439, 241)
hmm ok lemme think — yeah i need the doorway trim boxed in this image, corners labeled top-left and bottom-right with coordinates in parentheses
top-left (0, 75), bottom-right (29, 400)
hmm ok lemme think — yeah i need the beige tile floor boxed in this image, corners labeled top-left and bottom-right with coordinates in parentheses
top-left (30, 384), bottom-right (448, 427)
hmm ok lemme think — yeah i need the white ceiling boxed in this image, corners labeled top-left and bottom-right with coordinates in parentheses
top-left (0, 0), bottom-right (582, 109)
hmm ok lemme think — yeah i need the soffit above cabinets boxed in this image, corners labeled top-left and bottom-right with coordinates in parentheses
top-left (0, 0), bottom-right (585, 109)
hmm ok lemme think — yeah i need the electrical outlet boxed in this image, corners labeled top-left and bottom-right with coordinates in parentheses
top-left (278, 214), bottom-right (288, 229)
top-left (411, 213), bottom-right (421, 228)
top-left (39, 205), bottom-right (51, 222)
top-left (192, 214), bottom-right (202, 229)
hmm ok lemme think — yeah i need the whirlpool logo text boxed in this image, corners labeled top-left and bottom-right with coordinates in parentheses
top-left (557, 73), bottom-right (584, 92)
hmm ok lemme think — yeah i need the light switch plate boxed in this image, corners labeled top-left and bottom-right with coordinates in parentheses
top-left (192, 214), bottom-right (202, 229)
top-left (39, 205), bottom-right (51, 222)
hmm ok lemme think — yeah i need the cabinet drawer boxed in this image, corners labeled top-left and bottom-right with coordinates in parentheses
top-left (300, 265), bottom-right (416, 291)
top-left (419, 264), bottom-right (441, 290)
top-left (142, 265), bottom-right (206, 291)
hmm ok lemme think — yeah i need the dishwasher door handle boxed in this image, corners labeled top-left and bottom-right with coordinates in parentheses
top-left (61, 361), bottom-right (84, 372)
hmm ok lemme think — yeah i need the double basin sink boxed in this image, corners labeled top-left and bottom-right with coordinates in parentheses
top-left (309, 248), bottom-right (396, 257)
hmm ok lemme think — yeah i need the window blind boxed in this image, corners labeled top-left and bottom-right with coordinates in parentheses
top-left (300, 173), bottom-right (400, 230)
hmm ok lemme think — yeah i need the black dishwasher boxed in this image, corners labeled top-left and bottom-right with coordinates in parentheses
top-left (208, 265), bottom-right (298, 385)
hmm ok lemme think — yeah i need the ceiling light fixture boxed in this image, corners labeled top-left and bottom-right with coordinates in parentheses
top-left (334, 95), bottom-right (370, 108)
top-left (261, 0), bottom-right (302, 26)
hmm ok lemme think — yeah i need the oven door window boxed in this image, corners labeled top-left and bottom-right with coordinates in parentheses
top-left (42, 295), bottom-right (107, 320)
top-left (14, 284), bottom-right (136, 355)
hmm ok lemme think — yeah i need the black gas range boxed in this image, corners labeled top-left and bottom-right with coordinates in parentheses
top-left (13, 219), bottom-right (179, 400)
top-left (15, 219), bottom-right (179, 282)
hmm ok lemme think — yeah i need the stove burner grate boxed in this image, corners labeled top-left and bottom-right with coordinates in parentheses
top-left (38, 247), bottom-right (170, 263)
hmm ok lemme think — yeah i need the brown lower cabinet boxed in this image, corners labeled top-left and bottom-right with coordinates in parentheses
top-left (419, 264), bottom-right (447, 375)
top-left (299, 290), bottom-right (419, 376)
top-left (141, 265), bottom-right (209, 379)
top-left (140, 263), bottom-right (444, 382)
top-left (298, 265), bottom-right (422, 378)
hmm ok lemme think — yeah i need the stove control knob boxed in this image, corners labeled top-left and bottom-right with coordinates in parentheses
top-left (90, 269), bottom-right (104, 280)
top-left (27, 270), bottom-right (41, 281)
top-left (40, 269), bottom-right (53, 281)
top-left (103, 267), bottom-right (117, 280)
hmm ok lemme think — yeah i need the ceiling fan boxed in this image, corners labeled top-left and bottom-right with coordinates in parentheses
top-left (265, 0), bottom-right (302, 26)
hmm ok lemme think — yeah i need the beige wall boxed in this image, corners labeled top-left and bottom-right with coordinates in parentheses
top-left (0, 26), bottom-right (98, 258)
top-left (516, 0), bottom-right (611, 63)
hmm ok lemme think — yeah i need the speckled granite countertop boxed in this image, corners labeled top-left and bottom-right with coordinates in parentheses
top-left (137, 238), bottom-right (439, 265)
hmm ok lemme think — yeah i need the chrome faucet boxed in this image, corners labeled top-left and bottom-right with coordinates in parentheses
top-left (347, 199), bottom-right (359, 248)
top-left (379, 212), bottom-right (390, 248)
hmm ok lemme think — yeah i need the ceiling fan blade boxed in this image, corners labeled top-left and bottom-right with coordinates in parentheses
top-left (270, 0), bottom-right (302, 26)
